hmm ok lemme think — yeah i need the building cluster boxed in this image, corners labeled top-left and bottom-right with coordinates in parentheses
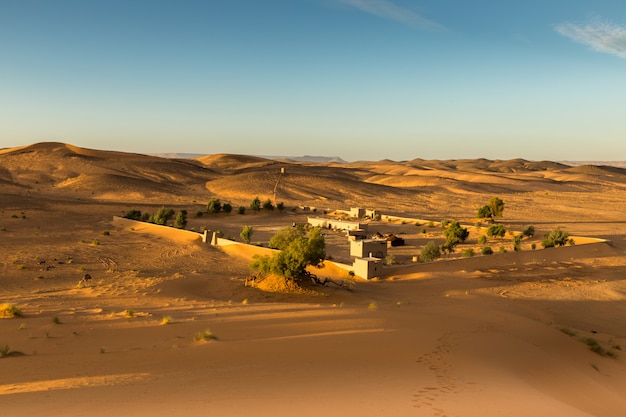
top-left (307, 207), bottom-right (391, 280)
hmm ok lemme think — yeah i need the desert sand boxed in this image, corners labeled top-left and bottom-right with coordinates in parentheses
top-left (1, 142), bottom-right (626, 416)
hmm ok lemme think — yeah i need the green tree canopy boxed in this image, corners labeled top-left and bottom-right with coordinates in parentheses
top-left (489, 197), bottom-right (505, 218)
top-left (420, 241), bottom-right (441, 262)
top-left (477, 197), bottom-right (505, 221)
top-left (542, 228), bottom-right (573, 248)
top-left (207, 198), bottom-right (222, 214)
top-left (522, 225), bottom-right (535, 238)
top-left (262, 198), bottom-right (274, 211)
top-left (442, 221), bottom-right (470, 253)
top-left (240, 225), bottom-right (254, 244)
top-left (174, 210), bottom-right (187, 229)
top-left (148, 206), bottom-right (175, 225)
top-left (250, 196), bottom-right (261, 212)
top-left (251, 226), bottom-right (325, 280)
top-left (486, 224), bottom-right (507, 238)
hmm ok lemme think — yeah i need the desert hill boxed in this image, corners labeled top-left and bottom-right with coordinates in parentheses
top-left (2, 142), bottom-right (625, 213)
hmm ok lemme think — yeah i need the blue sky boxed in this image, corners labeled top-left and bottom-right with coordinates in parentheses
top-left (1, 0), bottom-right (625, 161)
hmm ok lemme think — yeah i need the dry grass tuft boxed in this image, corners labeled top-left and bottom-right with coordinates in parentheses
top-left (0, 303), bottom-right (23, 318)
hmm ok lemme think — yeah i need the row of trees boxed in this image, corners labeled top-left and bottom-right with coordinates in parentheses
top-left (123, 195), bottom-right (287, 230)
top-left (206, 197), bottom-right (285, 215)
top-left (124, 207), bottom-right (187, 229)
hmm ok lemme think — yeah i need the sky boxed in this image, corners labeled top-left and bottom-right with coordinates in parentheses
top-left (1, 0), bottom-right (626, 161)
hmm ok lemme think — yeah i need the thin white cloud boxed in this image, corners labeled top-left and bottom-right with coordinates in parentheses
top-left (555, 20), bottom-right (626, 59)
top-left (339, 0), bottom-right (445, 31)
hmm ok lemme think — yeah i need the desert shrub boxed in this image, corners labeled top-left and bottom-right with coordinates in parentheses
top-left (102, 230), bottom-right (110, 236)
top-left (442, 221), bottom-right (470, 253)
top-left (240, 225), bottom-right (254, 244)
top-left (513, 235), bottom-right (522, 252)
top-left (581, 337), bottom-right (607, 356)
top-left (91, 239), bottom-right (100, 245)
top-left (206, 198), bottom-right (221, 214)
top-left (195, 210), bottom-right (204, 217)
top-left (420, 241), bottom-right (441, 262)
top-left (149, 206), bottom-right (175, 225)
top-left (486, 224), bottom-right (506, 239)
top-left (482, 246), bottom-right (493, 255)
top-left (238, 206), bottom-right (246, 215)
top-left (427, 221), bottom-right (435, 227)
top-left (194, 329), bottom-right (218, 341)
top-left (160, 316), bottom-right (174, 325)
top-left (477, 197), bottom-right (505, 220)
top-left (531, 243), bottom-right (536, 250)
top-left (489, 197), bottom-right (505, 218)
top-left (373, 213), bottom-right (381, 221)
top-left (462, 248), bottom-right (475, 258)
top-left (262, 199), bottom-right (274, 211)
top-left (499, 246), bottom-right (507, 253)
top-left (251, 226), bottom-right (325, 280)
top-left (0, 344), bottom-right (23, 358)
top-left (421, 228), bottom-right (427, 234)
top-left (542, 228), bottom-right (572, 248)
top-left (174, 210), bottom-right (188, 229)
top-left (140, 212), bottom-right (151, 222)
top-left (276, 202), bottom-right (285, 212)
top-left (124, 209), bottom-right (142, 220)
top-left (222, 202), bottom-right (233, 214)
top-left (384, 254), bottom-right (396, 266)
top-left (0, 303), bottom-right (22, 318)
top-left (478, 235), bottom-right (487, 245)
top-left (522, 225), bottom-right (535, 238)
top-left (477, 205), bottom-right (492, 219)
top-left (250, 196), bottom-right (261, 212)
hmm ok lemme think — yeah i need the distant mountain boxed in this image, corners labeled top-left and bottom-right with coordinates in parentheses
top-left (149, 153), bottom-right (347, 164)
top-left (146, 153), bottom-right (205, 159)
top-left (560, 161), bottom-right (626, 169)
top-left (266, 155), bottom-right (347, 163)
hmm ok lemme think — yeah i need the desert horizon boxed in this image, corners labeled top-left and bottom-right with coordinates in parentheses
top-left (1, 141), bottom-right (625, 416)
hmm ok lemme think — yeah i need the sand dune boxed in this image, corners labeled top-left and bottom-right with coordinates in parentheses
top-left (1, 142), bottom-right (626, 416)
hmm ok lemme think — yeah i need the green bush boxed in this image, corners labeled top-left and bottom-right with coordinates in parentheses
top-left (420, 241), bottom-right (441, 262)
top-left (250, 197), bottom-right (261, 212)
top-left (240, 226), bottom-right (254, 244)
top-left (238, 206), bottom-right (246, 215)
top-left (486, 224), bottom-right (506, 238)
top-left (222, 203), bottom-right (233, 214)
top-left (262, 199), bottom-right (274, 211)
top-left (174, 210), bottom-right (188, 229)
top-left (462, 248), bottom-right (475, 258)
top-left (148, 206), bottom-right (175, 225)
top-left (482, 246), bottom-right (493, 255)
top-left (251, 226), bottom-right (325, 280)
top-left (124, 209), bottom-right (142, 220)
top-left (542, 228), bottom-right (573, 248)
top-left (522, 225), bottom-right (535, 238)
top-left (206, 198), bottom-right (221, 214)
